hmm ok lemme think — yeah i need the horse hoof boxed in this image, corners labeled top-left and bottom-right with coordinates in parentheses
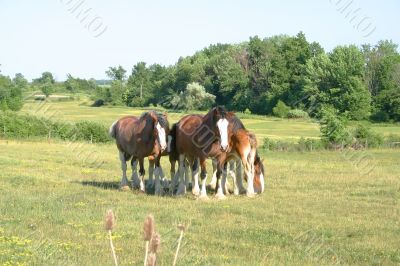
top-left (119, 185), bottom-right (130, 191)
top-left (176, 184), bottom-right (186, 196)
top-left (246, 192), bottom-right (256, 198)
top-left (208, 183), bottom-right (216, 190)
top-left (198, 194), bottom-right (209, 201)
top-left (215, 193), bottom-right (227, 200)
top-left (192, 188), bottom-right (200, 196)
top-left (233, 189), bottom-right (240, 196)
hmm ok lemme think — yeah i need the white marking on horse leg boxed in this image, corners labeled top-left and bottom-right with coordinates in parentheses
top-left (242, 147), bottom-right (255, 197)
top-left (215, 176), bottom-right (227, 200)
top-left (209, 159), bottom-right (217, 189)
top-left (176, 155), bottom-right (186, 196)
top-left (131, 159), bottom-right (140, 188)
top-left (192, 165), bottom-right (200, 196)
top-left (119, 152), bottom-right (129, 189)
top-left (199, 174), bottom-right (208, 199)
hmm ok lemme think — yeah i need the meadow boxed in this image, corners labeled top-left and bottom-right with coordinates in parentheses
top-left (0, 100), bottom-right (399, 265)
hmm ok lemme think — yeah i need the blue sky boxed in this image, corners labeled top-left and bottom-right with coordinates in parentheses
top-left (0, 0), bottom-right (399, 80)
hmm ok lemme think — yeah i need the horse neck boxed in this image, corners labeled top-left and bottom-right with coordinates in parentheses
top-left (138, 115), bottom-right (155, 139)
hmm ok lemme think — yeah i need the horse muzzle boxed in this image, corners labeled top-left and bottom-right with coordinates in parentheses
top-left (220, 144), bottom-right (229, 152)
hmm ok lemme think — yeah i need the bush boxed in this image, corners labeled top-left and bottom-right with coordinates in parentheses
top-left (74, 121), bottom-right (110, 143)
top-left (244, 108), bottom-right (251, 115)
top-left (297, 137), bottom-right (325, 151)
top-left (353, 124), bottom-right (384, 148)
top-left (370, 111), bottom-right (390, 122)
top-left (261, 137), bottom-right (294, 151)
top-left (92, 99), bottom-right (105, 107)
top-left (0, 111), bottom-right (110, 143)
top-left (319, 106), bottom-right (352, 147)
top-left (273, 100), bottom-right (290, 118)
top-left (287, 109), bottom-right (309, 119)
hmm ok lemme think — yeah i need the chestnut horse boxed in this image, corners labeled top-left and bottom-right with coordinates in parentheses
top-left (174, 108), bottom-right (230, 199)
top-left (109, 111), bottom-right (168, 193)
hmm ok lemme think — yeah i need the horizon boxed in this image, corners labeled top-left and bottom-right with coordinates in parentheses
top-left (1, 0), bottom-right (399, 81)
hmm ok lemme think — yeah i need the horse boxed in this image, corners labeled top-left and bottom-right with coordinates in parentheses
top-left (174, 108), bottom-right (231, 199)
top-left (109, 111), bottom-right (168, 194)
top-left (210, 151), bottom-right (265, 195)
top-left (219, 129), bottom-right (265, 198)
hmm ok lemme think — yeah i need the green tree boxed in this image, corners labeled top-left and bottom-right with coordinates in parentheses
top-left (319, 106), bottom-right (351, 146)
top-left (106, 65), bottom-right (126, 81)
top-left (34, 72), bottom-right (55, 84)
top-left (167, 82), bottom-right (215, 111)
top-left (304, 45), bottom-right (371, 120)
top-left (273, 100), bottom-right (290, 118)
top-left (0, 74), bottom-right (23, 111)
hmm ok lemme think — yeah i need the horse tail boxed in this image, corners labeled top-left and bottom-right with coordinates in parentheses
top-left (109, 120), bottom-right (118, 139)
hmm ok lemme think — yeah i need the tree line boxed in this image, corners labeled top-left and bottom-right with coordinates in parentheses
top-left (1, 32), bottom-right (399, 122)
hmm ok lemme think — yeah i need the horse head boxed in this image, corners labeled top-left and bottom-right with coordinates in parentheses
top-left (253, 154), bottom-right (265, 193)
top-left (211, 106), bottom-right (230, 152)
top-left (147, 111), bottom-right (169, 152)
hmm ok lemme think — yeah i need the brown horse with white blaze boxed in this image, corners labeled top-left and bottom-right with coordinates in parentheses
top-left (175, 107), bottom-right (230, 199)
top-left (109, 111), bottom-right (168, 194)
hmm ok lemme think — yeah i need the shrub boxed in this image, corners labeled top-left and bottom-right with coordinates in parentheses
top-left (319, 106), bottom-right (352, 147)
top-left (0, 111), bottom-right (110, 143)
top-left (244, 108), bottom-right (251, 115)
top-left (74, 121), bottom-right (110, 143)
top-left (273, 100), bottom-right (290, 118)
top-left (353, 124), bottom-right (384, 148)
top-left (92, 99), bottom-right (105, 107)
top-left (370, 111), bottom-right (390, 122)
top-left (297, 137), bottom-right (325, 151)
top-left (287, 109), bottom-right (309, 119)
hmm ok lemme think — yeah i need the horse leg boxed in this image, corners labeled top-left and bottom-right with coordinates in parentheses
top-left (235, 159), bottom-right (246, 194)
top-left (176, 154), bottom-right (187, 196)
top-left (148, 159), bottom-right (155, 187)
top-left (119, 152), bottom-right (130, 191)
top-left (242, 149), bottom-right (256, 197)
top-left (199, 158), bottom-right (209, 200)
top-left (169, 158), bottom-right (178, 194)
top-left (215, 161), bottom-right (227, 200)
top-left (191, 158), bottom-right (200, 196)
top-left (154, 156), bottom-right (164, 196)
top-left (138, 157), bottom-right (146, 193)
top-left (209, 159), bottom-right (218, 190)
top-left (184, 158), bottom-right (190, 190)
top-left (131, 158), bottom-right (141, 189)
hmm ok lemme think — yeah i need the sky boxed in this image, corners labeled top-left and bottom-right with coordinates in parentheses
top-left (0, 0), bottom-right (399, 81)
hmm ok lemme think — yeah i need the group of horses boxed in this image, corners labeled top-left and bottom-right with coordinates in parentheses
top-left (109, 107), bottom-right (265, 199)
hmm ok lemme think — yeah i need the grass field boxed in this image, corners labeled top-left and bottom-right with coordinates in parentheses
top-left (0, 100), bottom-right (399, 265)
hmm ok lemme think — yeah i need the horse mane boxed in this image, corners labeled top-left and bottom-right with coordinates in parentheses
top-left (227, 111), bottom-right (245, 132)
top-left (156, 112), bottom-right (169, 129)
top-left (140, 111), bottom-right (169, 129)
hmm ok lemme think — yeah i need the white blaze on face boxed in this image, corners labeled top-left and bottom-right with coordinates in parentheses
top-left (156, 122), bottom-right (167, 151)
top-left (258, 173), bottom-right (265, 193)
top-left (217, 118), bottom-right (229, 151)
